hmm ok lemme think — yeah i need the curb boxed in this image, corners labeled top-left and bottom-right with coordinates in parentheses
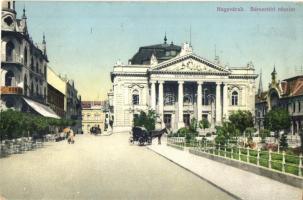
top-left (147, 146), bottom-right (242, 200)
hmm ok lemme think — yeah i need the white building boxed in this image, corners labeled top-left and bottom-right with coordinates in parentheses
top-left (110, 37), bottom-right (258, 132)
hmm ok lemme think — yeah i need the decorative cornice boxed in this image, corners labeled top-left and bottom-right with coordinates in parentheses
top-left (110, 72), bottom-right (147, 82)
top-left (149, 70), bottom-right (230, 76)
top-left (152, 53), bottom-right (229, 73)
top-left (228, 74), bottom-right (258, 79)
top-left (111, 72), bottom-right (147, 77)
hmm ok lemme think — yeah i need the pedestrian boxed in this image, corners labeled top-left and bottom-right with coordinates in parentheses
top-left (68, 129), bottom-right (75, 144)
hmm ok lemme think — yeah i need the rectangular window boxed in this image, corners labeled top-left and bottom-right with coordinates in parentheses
top-left (132, 94), bottom-right (139, 105)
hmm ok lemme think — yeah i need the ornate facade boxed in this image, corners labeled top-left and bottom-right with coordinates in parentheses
top-left (110, 38), bottom-right (258, 132)
top-left (256, 68), bottom-right (303, 136)
top-left (1, 1), bottom-right (59, 118)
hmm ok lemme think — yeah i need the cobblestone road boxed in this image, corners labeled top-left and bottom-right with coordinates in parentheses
top-left (0, 133), bottom-right (234, 200)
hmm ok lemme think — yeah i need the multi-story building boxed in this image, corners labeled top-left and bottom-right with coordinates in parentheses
top-left (110, 36), bottom-right (258, 132)
top-left (47, 66), bottom-right (66, 117)
top-left (81, 101), bottom-right (106, 134)
top-left (47, 66), bottom-right (82, 130)
top-left (1, 0), bottom-right (59, 118)
top-left (256, 68), bottom-right (303, 136)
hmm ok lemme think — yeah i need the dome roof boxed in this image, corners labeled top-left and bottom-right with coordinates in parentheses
top-left (129, 40), bottom-right (181, 65)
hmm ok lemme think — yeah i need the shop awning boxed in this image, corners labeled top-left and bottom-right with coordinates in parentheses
top-left (23, 97), bottom-right (60, 119)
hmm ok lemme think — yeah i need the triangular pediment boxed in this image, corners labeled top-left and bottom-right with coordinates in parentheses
top-left (151, 53), bottom-right (230, 73)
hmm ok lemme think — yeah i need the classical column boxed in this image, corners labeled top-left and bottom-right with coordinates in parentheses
top-left (215, 82), bottom-right (222, 124)
top-left (158, 81), bottom-right (164, 128)
top-left (178, 81), bottom-right (184, 128)
top-left (222, 83), bottom-right (228, 121)
top-left (197, 81), bottom-right (203, 122)
top-left (150, 81), bottom-right (156, 110)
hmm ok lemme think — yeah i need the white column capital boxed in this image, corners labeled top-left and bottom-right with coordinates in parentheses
top-left (158, 80), bottom-right (164, 84)
top-left (178, 80), bottom-right (184, 84)
top-left (197, 81), bottom-right (204, 85)
top-left (216, 81), bottom-right (222, 85)
top-left (150, 80), bottom-right (157, 84)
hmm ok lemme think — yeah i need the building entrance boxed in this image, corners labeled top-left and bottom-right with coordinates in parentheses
top-left (164, 114), bottom-right (172, 129)
top-left (183, 114), bottom-right (190, 127)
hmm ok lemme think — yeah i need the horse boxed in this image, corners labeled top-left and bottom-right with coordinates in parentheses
top-left (150, 128), bottom-right (168, 144)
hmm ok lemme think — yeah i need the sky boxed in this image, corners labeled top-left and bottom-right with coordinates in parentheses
top-left (15, 1), bottom-right (303, 100)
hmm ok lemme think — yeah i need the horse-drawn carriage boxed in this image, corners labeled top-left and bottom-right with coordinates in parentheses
top-left (90, 126), bottom-right (101, 135)
top-left (129, 126), bottom-right (167, 146)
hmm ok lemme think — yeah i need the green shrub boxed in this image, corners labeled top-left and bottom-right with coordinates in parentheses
top-left (0, 109), bottom-right (63, 140)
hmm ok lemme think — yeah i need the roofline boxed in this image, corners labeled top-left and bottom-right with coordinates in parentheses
top-left (283, 75), bottom-right (303, 82)
top-left (152, 53), bottom-right (230, 72)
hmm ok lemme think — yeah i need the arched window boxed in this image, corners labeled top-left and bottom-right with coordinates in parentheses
top-left (44, 65), bottom-right (47, 78)
top-left (24, 75), bottom-right (28, 95)
top-left (183, 95), bottom-right (192, 104)
top-left (24, 47), bottom-right (28, 65)
top-left (231, 91), bottom-right (238, 106)
top-left (36, 85), bottom-right (39, 95)
top-left (5, 71), bottom-right (14, 86)
top-left (270, 91), bottom-right (279, 109)
top-left (164, 94), bottom-right (176, 105)
top-left (6, 41), bottom-right (14, 62)
top-left (31, 82), bottom-right (34, 95)
top-left (31, 57), bottom-right (34, 70)
top-left (132, 90), bottom-right (139, 105)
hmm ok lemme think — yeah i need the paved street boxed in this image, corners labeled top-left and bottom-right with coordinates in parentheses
top-left (0, 133), bottom-right (233, 200)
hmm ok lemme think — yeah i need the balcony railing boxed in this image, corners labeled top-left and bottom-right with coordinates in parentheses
top-left (0, 86), bottom-right (23, 95)
top-left (2, 55), bottom-right (23, 65)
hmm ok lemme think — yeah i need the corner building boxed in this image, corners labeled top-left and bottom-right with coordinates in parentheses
top-left (1, 1), bottom-right (58, 118)
top-left (110, 38), bottom-right (258, 132)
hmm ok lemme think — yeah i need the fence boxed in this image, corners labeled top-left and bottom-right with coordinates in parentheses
top-left (167, 137), bottom-right (303, 177)
top-left (0, 134), bottom-right (55, 158)
top-left (167, 137), bottom-right (185, 149)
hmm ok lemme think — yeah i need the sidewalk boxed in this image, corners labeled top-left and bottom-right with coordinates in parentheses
top-left (148, 138), bottom-right (302, 200)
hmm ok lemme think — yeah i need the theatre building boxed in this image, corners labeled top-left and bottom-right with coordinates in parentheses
top-left (110, 37), bottom-right (258, 132)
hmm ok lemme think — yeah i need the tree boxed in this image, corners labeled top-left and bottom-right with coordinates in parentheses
top-left (264, 107), bottom-right (291, 139)
top-left (259, 129), bottom-right (270, 143)
top-left (199, 118), bottom-right (210, 133)
top-left (244, 127), bottom-right (257, 140)
top-left (215, 122), bottom-right (235, 145)
top-left (279, 133), bottom-right (288, 150)
top-left (0, 109), bottom-right (62, 140)
top-left (229, 110), bottom-right (254, 135)
top-left (133, 110), bottom-right (156, 131)
top-left (0, 109), bottom-right (23, 140)
top-left (189, 118), bottom-right (198, 136)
